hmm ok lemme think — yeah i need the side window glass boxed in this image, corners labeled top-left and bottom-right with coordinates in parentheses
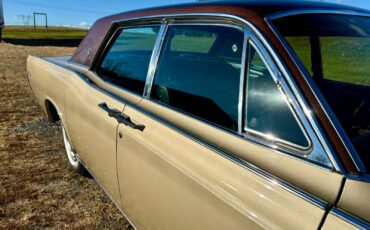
top-left (150, 25), bottom-right (244, 131)
top-left (245, 44), bottom-right (310, 148)
top-left (97, 26), bottom-right (160, 94)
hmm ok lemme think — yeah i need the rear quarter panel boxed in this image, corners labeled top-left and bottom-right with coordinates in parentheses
top-left (27, 55), bottom-right (71, 125)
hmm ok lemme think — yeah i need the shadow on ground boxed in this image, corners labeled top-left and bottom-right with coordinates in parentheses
top-left (3, 39), bottom-right (82, 47)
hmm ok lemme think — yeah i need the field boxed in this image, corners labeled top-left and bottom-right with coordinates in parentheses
top-left (0, 39), bottom-right (132, 228)
top-left (2, 26), bottom-right (87, 40)
top-left (286, 36), bottom-right (370, 86)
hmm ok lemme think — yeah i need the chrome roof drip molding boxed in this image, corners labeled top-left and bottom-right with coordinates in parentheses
top-left (264, 9), bottom-right (369, 173)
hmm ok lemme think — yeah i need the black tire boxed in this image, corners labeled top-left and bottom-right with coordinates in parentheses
top-left (61, 123), bottom-right (90, 177)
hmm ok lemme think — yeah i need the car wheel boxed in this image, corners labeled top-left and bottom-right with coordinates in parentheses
top-left (61, 124), bottom-right (89, 176)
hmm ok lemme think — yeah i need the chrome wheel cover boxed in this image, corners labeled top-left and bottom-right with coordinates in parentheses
top-left (62, 125), bottom-right (79, 167)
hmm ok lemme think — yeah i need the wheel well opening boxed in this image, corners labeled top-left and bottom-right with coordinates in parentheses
top-left (45, 100), bottom-right (60, 122)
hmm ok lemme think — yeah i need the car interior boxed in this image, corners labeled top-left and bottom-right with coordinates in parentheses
top-left (151, 25), bottom-right (243, 131)
top-left (315, 61), bottom-right (370, 169)
top-left (98, 50), bottom-right (153, 94)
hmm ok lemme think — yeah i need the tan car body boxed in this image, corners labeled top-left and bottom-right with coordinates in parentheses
top-left (27, 2), bottom-right (370, 229)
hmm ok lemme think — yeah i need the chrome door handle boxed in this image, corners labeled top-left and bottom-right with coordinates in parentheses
top-left (98, 103), bottom-right (145, 131)
top-left (115, 113), bottom-right (145, 131)
top-left (98, 102), bottom-right (121, 117)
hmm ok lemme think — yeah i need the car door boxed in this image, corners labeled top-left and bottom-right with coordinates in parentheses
top-left (65, 71), bottom-right (125, 208)
top-left (65, 25), bottom-right (161, 210)
top-left (116, 22), bottom-right (344, 229)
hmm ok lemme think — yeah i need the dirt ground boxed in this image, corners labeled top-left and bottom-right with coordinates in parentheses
top-left (0, 42), bottom-right (132, 229)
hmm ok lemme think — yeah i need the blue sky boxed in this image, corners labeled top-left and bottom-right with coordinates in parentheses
top-left (3, 0), bottom-right (370, 28)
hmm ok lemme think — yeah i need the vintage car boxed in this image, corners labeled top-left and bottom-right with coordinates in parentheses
top-left (27, 1), bottom-right (370, 229)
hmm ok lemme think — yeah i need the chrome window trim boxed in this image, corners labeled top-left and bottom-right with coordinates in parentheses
top-left (244, 35), bottom-right (312, 152)
top-left (144, 22), bottom-right (245, 98)
top-left (331, 207), bottom-right (370, 229)
top-left (85, 12), bottom-right (341, 171)
top-left (165, 22), bottom-right (243, 29)
top-left (147, 22), bottom-right (245, 133)
top-left (144, 19), bottom-right (332, 168)
top-left (242, 34), bottom-right (331, 167)
top-left (345, 174), bottom-right (370, 182)
top-left (144, 23), bottom-right (168, 98)
top-left (48, 56), bottom-right (330, 214)
top-left (94, 24), bottom-right (163, 98)
top-left (238, 31), bottom-right (248, 134)
top-left (265, 9), bottom-right (370, 173)
top-left (144, 92), bottom-right (335, 170)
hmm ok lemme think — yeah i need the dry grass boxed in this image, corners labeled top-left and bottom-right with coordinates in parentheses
top-left (0, 41), bottom-right (132, 229)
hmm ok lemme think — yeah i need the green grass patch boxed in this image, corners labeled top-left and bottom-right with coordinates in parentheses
top-left (286, 36), bottom-right (370, 86)
top-left (2, 26), bottom-right (87, 40)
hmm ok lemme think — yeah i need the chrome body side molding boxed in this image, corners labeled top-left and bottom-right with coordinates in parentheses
top-left (332, 207), bottom-right (370, 229)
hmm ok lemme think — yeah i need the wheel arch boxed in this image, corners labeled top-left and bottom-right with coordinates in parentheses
top-left (44, 98), bottom-right (76, 151)
top-left (44, 99), bottom-right (61, 123)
